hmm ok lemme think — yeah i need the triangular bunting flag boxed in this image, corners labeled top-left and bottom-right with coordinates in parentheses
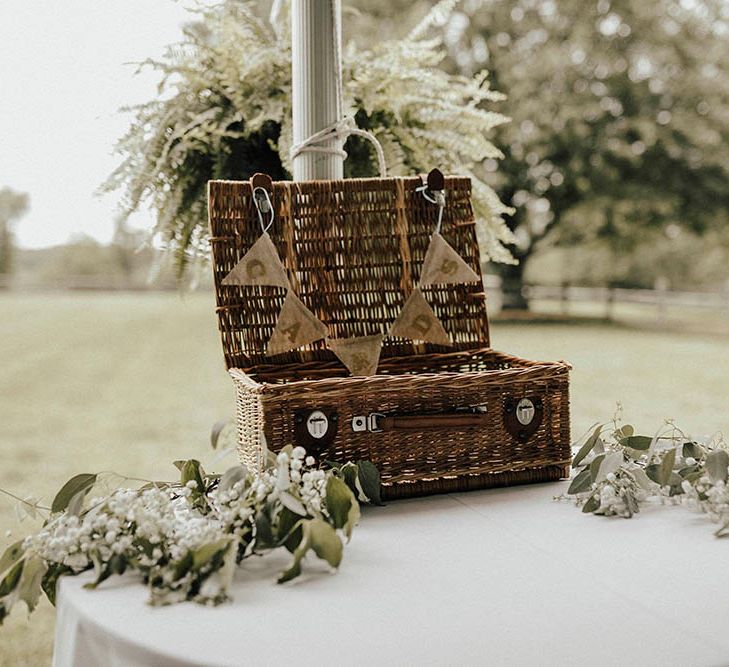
top-left (326, 334), bottom-right (383, 376)
top-left (419, 232), bottom-right (480, 286)
top-left (222, 232), bottom-right (290, 289)
top-left (388, 288), bottom-right (451, 346)
top-left (266, 292), bottom-right (328, 356)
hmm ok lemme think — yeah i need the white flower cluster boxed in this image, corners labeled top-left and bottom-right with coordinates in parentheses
top-left (22, 449), bottom-right (332, 607)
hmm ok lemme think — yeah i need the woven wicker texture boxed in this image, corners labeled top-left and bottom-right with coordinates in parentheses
top-left (209, 176), bottom-right (488, 371)
top-left (209, 175), bottom-right (571, 499)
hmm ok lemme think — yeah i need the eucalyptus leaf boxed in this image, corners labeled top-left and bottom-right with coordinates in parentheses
top-left (16, 556), bottom-right (46, 614)
top-left (582, 495), bottom-right (600, 513)
top-left (619, 436), bottom-right (652, 451)
top-left (573, 425), bottom-right (603, 468)
top-left (706, 450), bottom-right (729, 484)
top-left (659, 448), bottom-right (677, 487)
top-left (567, 468), bottom-right (592, 495)
top-left (595, 451), bottom-right (623, 483)
top-left (630, 468), bottom-right (654, 491)
top-left (589, 454), bottom-right (606, 483)
top-left (682, 441), bottom-right (702, 461)
top-left (51, 474), bottom-right (97, 514)
top-left (0, 559), bottom-right (24, 597)
top-left (0, 540), bottom-right (24, 577)
top-left (645, 464), bottom-right (662, 485)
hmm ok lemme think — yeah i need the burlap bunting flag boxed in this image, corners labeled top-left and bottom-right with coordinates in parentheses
top-left (326, 334), bottom-right (383, 376)
top-left (388, 288), bottom-right (450, 346)
top-left (266, 292), bottom-right (328, 356)
top-left (419, 232), bottom-right (480, 286)
top-left (222, 232), bottom-right (290, 289)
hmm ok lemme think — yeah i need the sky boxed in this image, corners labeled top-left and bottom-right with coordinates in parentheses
top-left (0, 1), bottom-right (214, 249)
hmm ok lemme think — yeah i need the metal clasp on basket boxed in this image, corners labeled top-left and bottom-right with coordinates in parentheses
top-left (351, 413), bottom-right (384, 433)
top-left (417, 168), bottom-right (446, 234)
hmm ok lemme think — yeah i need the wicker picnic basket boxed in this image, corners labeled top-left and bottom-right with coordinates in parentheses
top-left (208, 172), bottom-right (571, 499)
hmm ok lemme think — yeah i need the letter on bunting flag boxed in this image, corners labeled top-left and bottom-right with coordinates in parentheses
top-left (222, 233), bottom-right (291, 289)
top-left (327, 334), bottom-right (383, 376)
top-left (388, 288), bottom-right (450, 346)
top-left (419, 232), bottom-right (480, 286)
top-left (266, 292), bottom-right (328, 356)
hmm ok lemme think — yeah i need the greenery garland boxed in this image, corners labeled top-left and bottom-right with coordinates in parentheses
top-left (0, 436), bottom-right (380, 622)
top-left (560, 407), bottom-right (729, 534)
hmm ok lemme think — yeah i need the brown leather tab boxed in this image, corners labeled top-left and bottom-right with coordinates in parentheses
top-left (251, 172), bottom-right (274, 192)
top-left (426, 168), bottom-right (445, 191)
top-left (379, 413), bottom-right (489, 431)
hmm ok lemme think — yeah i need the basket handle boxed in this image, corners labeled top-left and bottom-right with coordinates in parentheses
top-left (352, 411), bottom-right (489, 433)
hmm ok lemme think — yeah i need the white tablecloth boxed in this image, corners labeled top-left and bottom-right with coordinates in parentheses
top-left (53, 481), bottom-right (729, 667)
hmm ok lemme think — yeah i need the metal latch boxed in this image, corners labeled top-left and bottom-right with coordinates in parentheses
top-left (351, 413), bottom-right (384, 433)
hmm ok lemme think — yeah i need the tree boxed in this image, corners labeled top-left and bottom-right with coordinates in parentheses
top-left (450, 0), bottom-right (729, 307)
top-left (0, 187), bottom-right (29, 281)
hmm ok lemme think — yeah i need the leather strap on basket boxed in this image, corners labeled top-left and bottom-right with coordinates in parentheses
top-left (378, 413), bottom-right (489, 432)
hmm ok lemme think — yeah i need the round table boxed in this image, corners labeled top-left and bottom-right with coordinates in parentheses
top-left (53, 481), bottom-right (729, 667)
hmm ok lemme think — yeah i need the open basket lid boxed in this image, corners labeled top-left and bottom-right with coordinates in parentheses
top-left (208, 172), bottom-right (491, 374)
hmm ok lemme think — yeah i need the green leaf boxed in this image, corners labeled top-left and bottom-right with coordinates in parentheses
top-left (325, 476), bottom-right (360, 539)
top-left (180, 460), bottom-right (205, 491)
top-left (17, 556), bottom-right (46, 613)
top-left (573, 425), bottom-right (602, 468)
top-left (630, 468), bottom-right (654, 491)
top-left (84, 554), bottom-right (127, 590)
top-left (659, 448), bottom-right (677, 487)
top-left (645, 464), bottom-right (662, 485)
top-left (589, 454), bottom-right (606, 482)
top-left (51, 474), bottom-right (97, 514)
top-left (172, 553), bottom-right (193, 580)
top-left (218, 465), bottom-right (248, 494)
top-left (41, 564), bottom-right (72, 607)
top-left (210, 419), bottom-right (229, 450)
top-left (682, 442), bottom-right (702, 460)
top-left (0, 559), bottom-right (24, 597)
top-left (277, 508), bottom-right (303, 552)
top-left (582, 495), bottom-right (600, 513)
top-left (619, 436), bottom-right (652, 451)
top-left (192, 539), bottom-right (231, 570)
top-left (255, 509), bottom-right (275, 550)
top-left (595, 451), bottom-right (622, 483)
top-left (0, 540), bottom-right (25, 577)
top-left (279, 491), bottom-right (307, 517)
top-left (706, 450), bottom-right (729, 484)
top-left (308, 519), bottom-right (343, 569)
top-left (277, 518), bottom-right (343, 584)
top-left (624, 490), bottom-right (639, 516)
top-left (357, 461), bottom-right (382, 505)
top-left (567, 468), bottom-right (592, 495)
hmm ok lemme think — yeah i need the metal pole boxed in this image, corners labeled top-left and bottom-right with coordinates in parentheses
top-left (291, 0), bottom-right (344, 181)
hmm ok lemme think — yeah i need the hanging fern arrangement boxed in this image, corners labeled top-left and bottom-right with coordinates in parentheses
top-left (103, 0), bottom-right (515, 280)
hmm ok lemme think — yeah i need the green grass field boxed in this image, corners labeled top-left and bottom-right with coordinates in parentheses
top-left (1, 292), bottom-right (728, 666)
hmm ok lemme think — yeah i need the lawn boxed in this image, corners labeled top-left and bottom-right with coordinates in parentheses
top-left (1, 292), bottom-right (728, 666)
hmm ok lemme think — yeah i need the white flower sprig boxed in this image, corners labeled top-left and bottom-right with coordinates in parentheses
top-left (0, 446), bottom-right (381, 623)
